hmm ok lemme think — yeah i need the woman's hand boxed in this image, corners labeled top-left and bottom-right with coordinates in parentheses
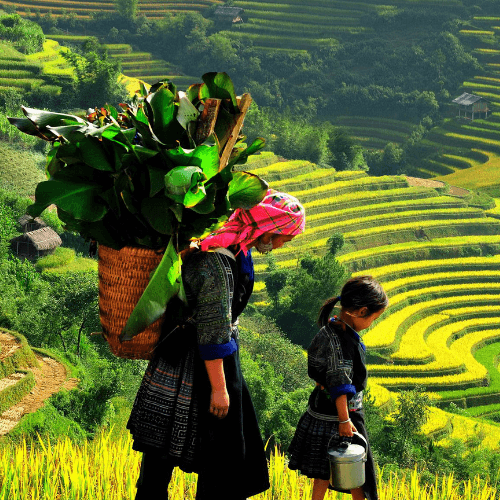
top-left (339, 420), bottom-right (357, 437)
top-left (210, 388), bottom-right (230, 419)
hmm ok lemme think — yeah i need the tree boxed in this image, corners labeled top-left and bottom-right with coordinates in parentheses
top-left (114, 0), bottom-right (139, 21)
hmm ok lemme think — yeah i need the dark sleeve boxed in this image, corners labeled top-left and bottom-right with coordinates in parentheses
top-left (308, 325), bottom-right (356, 401)
top-left (183, 252), bottom-right (237, 360)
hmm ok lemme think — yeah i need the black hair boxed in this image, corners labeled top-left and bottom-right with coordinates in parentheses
top-left (317, 275), bottom-right (389, 327)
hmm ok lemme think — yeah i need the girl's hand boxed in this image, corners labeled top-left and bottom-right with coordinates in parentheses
top-left (338, 420), bottom-right (357, 437)
top-left (209, 388), bottom-right (229, 419)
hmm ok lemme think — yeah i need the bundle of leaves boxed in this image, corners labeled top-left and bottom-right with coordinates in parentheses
top-left (9, 72), bottom-right (268, 338)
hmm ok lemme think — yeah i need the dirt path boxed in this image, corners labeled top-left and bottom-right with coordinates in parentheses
top-left (406, 176), bottom-right (470, 198)
top-left (0, 353), bottom-right (79, 436)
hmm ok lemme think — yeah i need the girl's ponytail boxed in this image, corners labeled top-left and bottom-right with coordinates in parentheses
top-left (318, 296), bottom-right (341, 327)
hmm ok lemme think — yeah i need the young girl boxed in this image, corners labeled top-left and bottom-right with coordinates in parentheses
top-left (288, 276), bottom-right (388, 500)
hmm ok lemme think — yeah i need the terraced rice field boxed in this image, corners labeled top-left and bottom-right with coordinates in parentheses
top-left (0, 0), bottom-right (220, 19)
top-left (417, 17), bottom-right (500, 193)
top-left (45, 36), bottom-right (195, 87)
top-left (249, 159), bottom-right (500, 443)
top-left (0, 39), bottom-right (72, 96)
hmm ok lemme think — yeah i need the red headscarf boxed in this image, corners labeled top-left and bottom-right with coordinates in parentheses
top-left (200, 189), bottom-right (305, 255)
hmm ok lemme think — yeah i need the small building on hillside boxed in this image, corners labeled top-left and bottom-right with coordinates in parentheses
top-left (214, 6), bottom-right (246, 27)
top-left (17, 215), bottom-right (47, 233)
top-left (452, 92), bottom-right (489, 120)
top-left (10, 226), bottom-right (62, 260)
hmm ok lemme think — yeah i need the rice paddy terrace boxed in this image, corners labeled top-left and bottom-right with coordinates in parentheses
top-left (0, 0), bottom-right (221, 20)
top-left (0, 38), bottom-right (73, 97)
top-left (416, 17), bottom-right (500, 193)
top-left (43, 35), bottom-right (195, 87)
top-left (248, 158), bottom-right (500, 447)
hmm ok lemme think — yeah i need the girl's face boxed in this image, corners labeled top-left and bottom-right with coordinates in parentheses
top-left (345, 307), bottom-right (385, 332)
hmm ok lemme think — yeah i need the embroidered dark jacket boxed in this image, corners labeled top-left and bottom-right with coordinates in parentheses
top-left (307, 320), bottom-right (367, 415)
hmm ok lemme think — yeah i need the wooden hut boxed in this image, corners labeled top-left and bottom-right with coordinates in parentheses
top-left (10, 226), bottom-right (62, 259)
top-left (214, 6), bottom-right (246, 27)
top-left (18, 214), bottom-right (47, 233)
top-left (452, 92), bottom-right (489, 120)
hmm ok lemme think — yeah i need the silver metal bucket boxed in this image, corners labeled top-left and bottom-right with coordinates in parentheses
top-left (327, 431), bottom-right (367, 491)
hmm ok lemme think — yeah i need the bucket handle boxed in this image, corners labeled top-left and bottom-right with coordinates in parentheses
top-left (328, 430), bottom-right (367, 451)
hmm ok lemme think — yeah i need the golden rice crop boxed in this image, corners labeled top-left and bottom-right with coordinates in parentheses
top-left (303, 187), bottom-right (432, 212)
top-left (344, 218), bottom-right (499, 241)
top-left (248, 160), bottom-right (316, 178)
top-left (363, 291), bottom-right (500, 349)
top-left (337, 234), bottom-right (500, 266)
top-left (382, 269), bottom-right (500, 294)
top-left (0, 432), bottom-right (498, 499)
top-left (357, 255), bottom-right (500, 282)
top-left (437, 412), bottom-right (500, 449)
top-left (460, 30), bottom-right (495, 35)
top-left (270, 169), bottom-right (336, 189)
top-left (303, 208), bottom-right (482, 237)
top-left (306, 196), bottom-right (463, 225)
top-left (420, 407), bottom-right (450, 436)
top-left (290, 175), bottom-right (406, 199)
top-left (371, 318), bottom-right (500, 375)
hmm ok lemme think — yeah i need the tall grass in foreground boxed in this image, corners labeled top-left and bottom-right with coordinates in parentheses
top-left (0, 432), bottom-right (497, 499)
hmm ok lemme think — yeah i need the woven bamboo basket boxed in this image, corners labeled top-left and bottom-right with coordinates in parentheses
top-left (98, 245), bottom-right (165, 360)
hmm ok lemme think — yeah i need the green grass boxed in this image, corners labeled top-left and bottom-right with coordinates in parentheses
top-left (0, 143), bottom-right (46, 196)
top-left (37, 248), bottom-right (98, 274)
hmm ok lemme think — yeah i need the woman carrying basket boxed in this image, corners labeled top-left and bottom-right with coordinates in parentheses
top-left (126, 189), bottom-right (305, 500)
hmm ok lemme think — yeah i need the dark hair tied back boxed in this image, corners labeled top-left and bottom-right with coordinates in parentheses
top-left (318, 275), bottom-right (388, 327)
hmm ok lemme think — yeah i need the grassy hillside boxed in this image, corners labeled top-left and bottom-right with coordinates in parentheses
top-left (249, 158), bottom-right (500, 446)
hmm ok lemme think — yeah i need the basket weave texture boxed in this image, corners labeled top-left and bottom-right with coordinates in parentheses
top-left (98, 245), bottom-right (165, 360)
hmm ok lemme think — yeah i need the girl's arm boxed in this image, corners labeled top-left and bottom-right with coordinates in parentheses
top-left (205, 359), bottom-right (229, 419)
top-left (335, 394), bottom-right (357, 437)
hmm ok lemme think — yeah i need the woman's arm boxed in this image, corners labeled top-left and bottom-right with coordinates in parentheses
top-left (204, 358), bottom-right (229, 419)
top-left (335, 394), bottom-right (357, 437)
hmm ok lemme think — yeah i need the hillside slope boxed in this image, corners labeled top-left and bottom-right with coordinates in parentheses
top-left (0, 329), bottom-right (78, 436)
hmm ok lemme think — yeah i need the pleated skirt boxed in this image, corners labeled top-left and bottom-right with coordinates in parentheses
top-left (127, 341), bottom-right (270, 498)
top-left (288, 410), bottom-right (378, 500)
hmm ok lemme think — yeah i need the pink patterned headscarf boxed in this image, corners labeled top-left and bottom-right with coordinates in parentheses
top-left (200, 189), bottom-right (305, 255)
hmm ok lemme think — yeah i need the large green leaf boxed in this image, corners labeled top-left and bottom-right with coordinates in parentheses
top-left (45, 124), bottom-right (87, 142)
top-left (7, 116), bottom-right (53, 140)
top-left (228, 172), bottom-right (268, 209)
top-left (164, 165), bottom-right (207, 207)
top-left (79, 136), bottom-right (114, 171)
top-left (22, 107), bottom-right (85, 129)
top-left (27, 175), bottom-right (108, 221)
top-left (120, 238), bottom-right (183, 340)
top-left (189, 183), bottom-right (217, 214)
top-left (141, 198), bottom-right (175, 235)
top-left (165, 140), bottom-right (220, 181)
top-left (226, 137), bottom-right (266, 169)
top-left (177, 92), bottom-right (199, 130)
top-left (200, 72), bottom-right (239, 114)
top-left (148, 86), bottom-right (178, 144)
top-left (46, 142), bottom-right (62, 178)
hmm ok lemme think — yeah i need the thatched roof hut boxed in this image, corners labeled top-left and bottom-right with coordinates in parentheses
top-left (214, 6), bottom-right (245, 25)
top-left (10, 226), bottom-right (62, 259)
top-left (18, 215), bottom-right (47, 233)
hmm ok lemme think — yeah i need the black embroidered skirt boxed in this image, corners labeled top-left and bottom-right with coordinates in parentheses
top-left (288, 410), bottom-right (378, 500)
top-left (127, 341), bottom-right (270, 498)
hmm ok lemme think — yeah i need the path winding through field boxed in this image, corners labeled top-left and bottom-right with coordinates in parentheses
top-left (0, 332), bottom-right (78, 436)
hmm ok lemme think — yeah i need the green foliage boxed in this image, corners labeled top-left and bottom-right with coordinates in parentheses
top-left (239, 315), bottom-right (312, 449)
top-left (265, 250), bottom-right (348, 347)
top-left (0, 14), bottom-right (44, 54)
top-left (2, 400), bottom-right (88, 445)
top-left (113, 0), bottom-right (139, 21)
